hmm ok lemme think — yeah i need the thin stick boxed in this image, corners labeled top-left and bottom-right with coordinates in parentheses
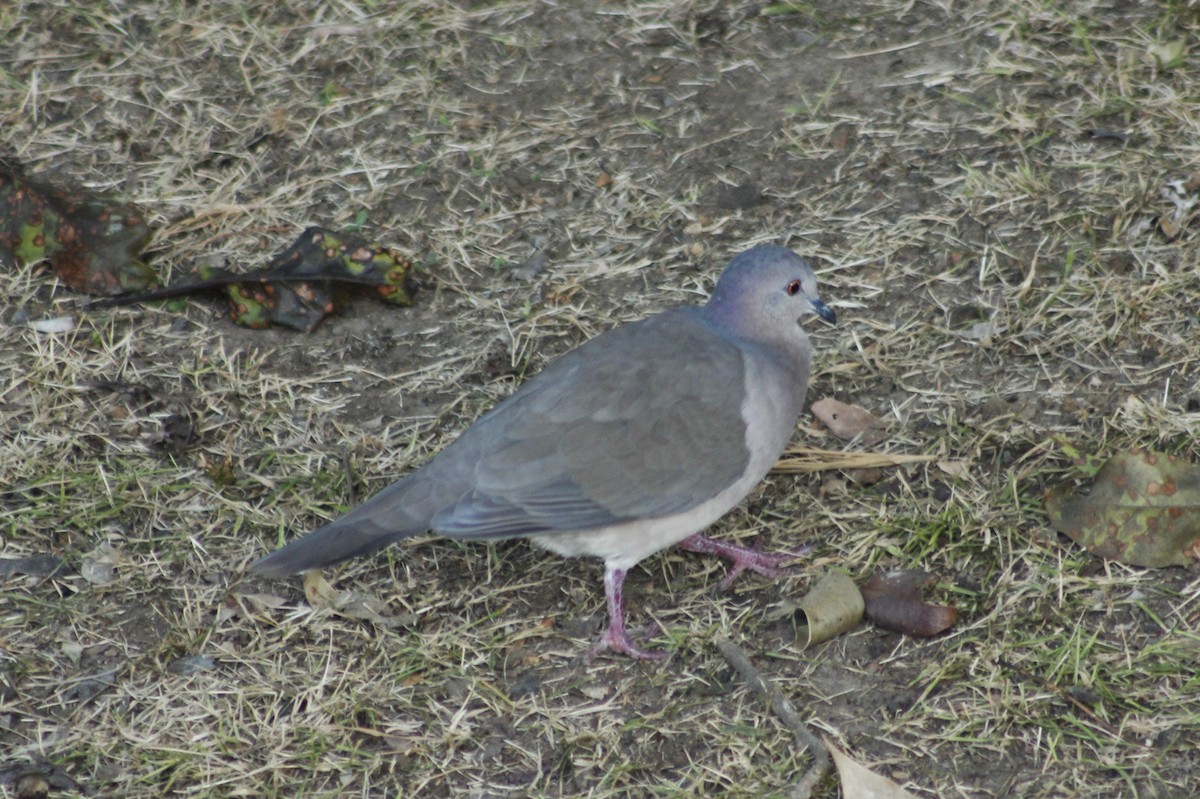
top-left (715, 637), bottom-right (830, 799)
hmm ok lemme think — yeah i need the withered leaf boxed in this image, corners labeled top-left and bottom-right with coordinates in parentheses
top-left (168, 654), bottom-right (218, 675)
top-left (80, 543), bottom-right (121, 587)
top-left (826, 739), bottom-right (921, 799)
top-left (303, 570), bottom-right (415, 629)
top-left (303, 570), bottom-right (341, 607)
top-left (0, 158), bottom-right (157, 294)
top-left (861, 570), bottom-right (958, 637)
top-left (90, 226), bottom-right (414, 331)
top-left (776, 571), bottom-right (864, 649)
top-left (811, 398), bottom-right (886, 446)
top-left (1045, 448), bottom-right (1200, 568)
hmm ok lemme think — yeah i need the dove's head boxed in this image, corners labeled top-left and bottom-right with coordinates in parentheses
top-left (704, 244), bottom-right (835, 351)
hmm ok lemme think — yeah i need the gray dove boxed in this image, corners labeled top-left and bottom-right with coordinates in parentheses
top-left (253, 244), bottom-right (835, 659)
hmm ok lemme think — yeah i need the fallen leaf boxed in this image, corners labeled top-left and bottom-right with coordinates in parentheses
top-left (27, 316), bottom-right (76, 334)
top-left (0, 158), bottom-right (157, 295)
top-left (811, 398), bottom-right (886, 446)
top-left (303, 570), bottom-right (341, 607)
top-left (61, 665), bottom-right (119, 704)
top-left (169, 654), bottom-right (218, 675)
top-left (819, 475), bottom-right (849, 498)
top-left (861, 571), bottom-right (958, 637)
top-left (4, 763), bottom-right (85, 799)
top-left (303, 570), bottom-right (416, 628)
top-left (90, 226), bottom-right (414, 331)
top-left (773, 571), bottom-right (864, 649)
top-left (384, 733), bottom-right (425, 755)
top-left (1045, 448), bottom-right (1200, 567)
top-left (1149, 38), bottom-right (1187, 71)
top-left (80, 544), bottom-right (120, 586)
top-left (334, 592), bottom-right (417, 629)
top-left (959, 320), bottom-right (1006, 342)
top-left (826, 739), bottom-right (921, 799)
top-left (1157, 180), bottom-right (1198, 241)
top-left (234, 592), bottom-right (289, 613)
top-left (845, 467), bottom-right (885, 486)
top-left (60, 642), bottom-right (86, 665)
top-left (1158, 213), bottom-right (1183, 240)
top-left (579, 684), bottom-right (611, 700)
top-left (509, 249), bottom-right (549, 281)
top-left (16, 773), bottom-right (52, 799)
top-left (936, 459), bottom-right (971, 480)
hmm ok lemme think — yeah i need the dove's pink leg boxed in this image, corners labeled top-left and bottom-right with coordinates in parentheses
top-left (678, 534), bottom-right (803, 590)
top-left (585, 566), bottom-right (669, 662)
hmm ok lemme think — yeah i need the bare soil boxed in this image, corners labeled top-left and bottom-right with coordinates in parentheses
top-left (3, 2), bottom-right (1199, 798)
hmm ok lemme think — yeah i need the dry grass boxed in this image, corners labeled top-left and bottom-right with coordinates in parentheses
top-left (3, 1), bottom-right (1200, 797)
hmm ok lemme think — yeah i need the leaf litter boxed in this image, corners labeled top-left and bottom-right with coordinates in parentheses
top-left (1046, 448), bottom-right (1200, 568)
top-left (810, 397), bottom-right (887, 446)
top-left (861, 570), bottom-right (959, 638)
top-left (0, 158), bottom-right (156, 294)
top-left (90, 225), bottom-right (415, 331)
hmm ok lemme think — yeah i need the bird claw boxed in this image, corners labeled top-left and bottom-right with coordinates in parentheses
top-left (584, 622), bottom-right (669, 662)
top-left (584, 566), bottom-right (671, 662)
top-left (678, 534), bottom-right (808, 590)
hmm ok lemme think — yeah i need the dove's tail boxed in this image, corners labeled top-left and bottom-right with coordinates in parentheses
top-left (251, 478), bottom-right (433, 578)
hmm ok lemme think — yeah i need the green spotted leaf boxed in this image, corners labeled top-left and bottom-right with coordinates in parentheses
top-left (1045, 448), bottom-right (1200, 568)
top-left (1, 159), bottom-right (157, 294)
top-left (92, 226), bottom-right (413, 331)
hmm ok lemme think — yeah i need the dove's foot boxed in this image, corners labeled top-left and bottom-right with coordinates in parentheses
top-left (678, 534), bottom-right (806, 590)
top-left (584, 566), bottom-right (670, 662)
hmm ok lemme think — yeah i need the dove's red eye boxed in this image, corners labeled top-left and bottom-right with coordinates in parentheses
top-left (785, 279), bottom-right (802, 296)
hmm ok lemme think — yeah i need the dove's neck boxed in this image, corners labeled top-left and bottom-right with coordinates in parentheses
top-left (700, 305), bottom-right (813, 408)
top-left (703, 298), bottom-right (809, 359)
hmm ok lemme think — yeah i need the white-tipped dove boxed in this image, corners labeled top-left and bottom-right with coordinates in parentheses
top-left (254, 244), bottom-right (835, 660)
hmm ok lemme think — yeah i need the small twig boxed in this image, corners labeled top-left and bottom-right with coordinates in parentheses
top-left (715, 637), bottom-right (830, 799)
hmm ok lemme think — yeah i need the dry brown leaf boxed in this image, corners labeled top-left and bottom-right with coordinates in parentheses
top-left (845, 467), bottom-right (885, 486)
top-left (819, 475), bottom-right (849, 497)
top-left (958, 320), bottom-right (1006, 342)
top-left (333, 592), bottom-right (417, 629)
top-left (826, 739), bottom-right (921, 799)
top-left (936, 459), bottom-right (971, 480)
top-left (811, 398), bottom-right (886, 445)
top-left (80, 544), bottom-right (120, 586)
top-left (788, 571), bottom-right (865, 649)
top-left (235, 593), bottom-right (289, 613)
top-left (579, 684), bottom-right (611, 700)
top-left (303, 570), bottom-right (340, 607)
top-left (861, 571), bottom-right (958, 637)
top-left (302, 570), bottom-right (415, 628)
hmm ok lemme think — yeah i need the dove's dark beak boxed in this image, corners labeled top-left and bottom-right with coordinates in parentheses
top-left (811, 298), bottom-right (836, 324)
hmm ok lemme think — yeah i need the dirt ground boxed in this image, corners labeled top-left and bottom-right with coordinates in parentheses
top-left (3, 1), bottom-right (1200, 797)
